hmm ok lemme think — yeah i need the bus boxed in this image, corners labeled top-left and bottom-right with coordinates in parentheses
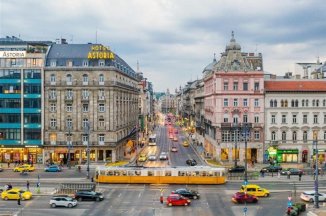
top-left (95, 166), bottom-right (226, 185)
top-left (148, 134), bottom-right (157, 146)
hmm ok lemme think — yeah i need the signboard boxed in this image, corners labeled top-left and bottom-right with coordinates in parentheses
top-left (0, 51), bottom-right (26, 58)
top-left (277, 149), bottom-right (298, 154)
top-left (87, 45), bottom-right (114, 60)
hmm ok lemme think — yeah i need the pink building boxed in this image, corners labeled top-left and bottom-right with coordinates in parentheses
top-left (203, 32), bottom-right (265, 163)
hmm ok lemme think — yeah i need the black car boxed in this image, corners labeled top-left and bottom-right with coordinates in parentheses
top-left (186, 159), bottom-right (197, 166)
top-left (74, 190), bottom-right (104, 201)
top-left (280, 168), bottom-right (303, 175)
top-left (260, 165), bottom-right (282, 173)
top-left (173, 188), bottom-right (200, 199)
top-left (228, 165), bottom-right (245, 173)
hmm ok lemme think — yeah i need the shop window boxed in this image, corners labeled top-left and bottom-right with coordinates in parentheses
top-left (314, 115), bottom-right (318, 124)
top-left (221, 148), bottom-right (229, 160)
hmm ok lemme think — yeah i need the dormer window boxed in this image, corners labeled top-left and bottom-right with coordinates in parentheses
top-left (83, 60), bottom-right (88, 67)
top-left (50, 60), bottom-right (56, 67)
top-left (99, 60), bottom-right (105, 66)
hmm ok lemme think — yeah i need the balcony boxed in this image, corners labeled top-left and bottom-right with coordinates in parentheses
top-left (48, 96), bottom-right (57, 101)
top-left (98, 96), bottom-right (105, 101)
top-left (65, 95), bottom-right (73, 101)
top-left (81, 96), bottom-right (89, 102)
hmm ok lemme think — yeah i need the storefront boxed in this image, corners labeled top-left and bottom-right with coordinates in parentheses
top-left (0, 147), bottom-right (42, 164)
top-left (312, 149), bottom-right (326, 163)
top-left (276, 149), bottom-right (299, 163)
top-left (266, 146), bottom-right (277, 162)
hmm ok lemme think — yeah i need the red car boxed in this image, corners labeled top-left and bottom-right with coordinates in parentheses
top-left (166, 194), bottom-right (191, 206)
top-left (231, 192), bottom-right (258, 204)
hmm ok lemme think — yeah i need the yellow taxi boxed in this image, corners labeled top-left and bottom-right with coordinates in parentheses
top-left (240, 184), bottom-right (270, 197)
top-left (1, 188), bottom-right (33, 200)
top-left (13, 164), bottom-right (35, 172)
top-left (182, 141), bottom-right (189, 147)
top-left (138, 154), bottom-right (147, 162)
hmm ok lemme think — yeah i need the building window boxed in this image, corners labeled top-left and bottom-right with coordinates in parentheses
top-left (292, 114), bottom-right (297, 124)
top-left (271, 131), bottom-right (276, 141)
top-left (243, 114), bottom-right (248, 123)
top-left (99, 134), bottom-right (105, 144)
top-left (295, 100), bottom-right (298, 107)
top-left (99, 117), bottom-right (105, 127)
top-left (284, 100), bottom-right (288, 107)
top-left (233, 82), bottom-right (238, 91)
top-left (50, 74), bottom-right (56, 84)
top-left (99, 74), bottom-right (104, 84)
top-left (82, 118), bottom-right (89, 128)
top-left (316, 100), bottom-right (319, 107)
top-left (302, 100), bottom-right (305, 107)
top-left (66, 89), bottom-right (73, 99)
top-left (83, 104), bottom-right (89, 112)
top-left (82, 135), bottom-right (88, 143)
top-left (66, 74), bottom-right (72, 84)
top-left (314, 114), bottom-right (318, 124)
top-left (271, 115), bottom-right (276, 124)
top-left (99, 60), bottom-right (105, 66)
top-left (303, 114), bottom-right (308, 124)
top-left (233, 117), bottom-right (238, 124)
top-left (324, 115), bottom-right (326, 124)
top-left (254, 131), bottom-right (260, 140)
top-left (243, 82), bottom-right (248, 91)
top-left (282, 115), bottom-right (287, 124)
top-left (306, 100), bottom-right (309, 107)
top-left (49, 89), bottom-right (56, 99)
top-left (99, 104), bottom-right (105, 112)
top-left (223, 82), bottom-right (228, 90)
top-left (83, 74), bottom-right (88, 84)
top-left (324, 131), bottom-right (326, 142)
top-left (50, 60), bottom-right (56, 67)
top-left (67, 118), bottom-right (72, 128)
top-left (303, 131), bottom-right (307, 143)
top-left (223, 117), bottom-right (228, 123)
top-left (223, 99), bottom-right (228, 107)
top-left (273, 100), bottom-right (277, 107)
top-left (66, 104), bottom-right (72, 112)
top-left (282, 131), bottom-right (286, 143)
top-left (233, 98), bottom-right (238, 107)
top-left (254, 82), bottom-right (259, 91)
top-left (50, 104), bottom-right (56, 112)
top-left (254, 99), bottom-right (259, 107)
top-left (292, 131), bottom-right (297, 142)
top-left (50, 118), bottom-right (56, 128)
top-left (270, 100), bottom-right (273, 107)
top-left (82, 89), bottom-right (89, 99)
top-left (323, 99), bottom-right (326, 107)
top-left (83, 60), bottom-right (88, 66)
top-left (243, 98), bottom-right (248, 107)
top-left (313, 100), bottom-right (315, 107)
top-left (254, 115), bottom-right (259, 123)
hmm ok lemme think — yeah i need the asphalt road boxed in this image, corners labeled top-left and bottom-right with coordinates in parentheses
top-left (0, 184), bottom-right (295, 216)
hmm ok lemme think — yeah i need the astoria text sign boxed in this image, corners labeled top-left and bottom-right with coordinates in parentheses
top-left (87, 45), bottom-right (114, 60)
top-left (0, 51), bottom-right (26, 58)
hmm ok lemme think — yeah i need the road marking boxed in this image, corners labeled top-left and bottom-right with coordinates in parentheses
top-left (118, 193), bottom-right (122, 197)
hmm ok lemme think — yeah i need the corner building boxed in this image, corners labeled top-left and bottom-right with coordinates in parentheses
top-left (203, 33), bottom-right (265, 163)
top-left (43, 44), bottom-right (138, 164)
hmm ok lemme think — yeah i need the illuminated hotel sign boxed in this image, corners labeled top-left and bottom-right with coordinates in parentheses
top-left (87, 45), bottom-right (114, 60)
top-left (0, 51), bottom-right (26, 58)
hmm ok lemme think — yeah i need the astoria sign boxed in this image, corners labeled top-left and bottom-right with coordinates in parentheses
top-left (0, 51), bottom-right (26, 58)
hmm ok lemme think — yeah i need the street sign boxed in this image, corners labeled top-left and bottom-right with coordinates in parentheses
top-left (243, 180), bottom-right (248, 186)
top-left (243, 207), bottom-right (248, 212)
top-left (287, 201), bottom-right (292, 207)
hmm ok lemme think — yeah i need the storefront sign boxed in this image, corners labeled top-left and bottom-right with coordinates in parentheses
top-left (0, 51), bottom-right (26, 58)
top-left (87, 45), bottom-right (114, 60)
top-left (277, 149), bottom-right (298, 154)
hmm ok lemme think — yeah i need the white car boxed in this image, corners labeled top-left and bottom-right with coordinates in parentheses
top-left (300, 191), bottom-right (326, 202)
top-left (148, 155), bottom-right (157, 161)
top-left (50, 195), bottom-right (78, 208)
top-left (159, 152), bottom-right (168, 160)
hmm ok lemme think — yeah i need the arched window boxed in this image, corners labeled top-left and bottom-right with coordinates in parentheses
top-left (302, 100), bottom-right (305, 107)
top-left (281, 100), bottom-right (284, 107)
top-left (270, 100), bottom-right (273, 107)
top-left (291, 100), bottom-right (294, 107)
top-left (274, 100), bottom-right (277, 107)
top-left (303, 131), bottom-right (308, 143)
top-left (323, 99), bottom-right (326, 107)
top-left (66, 74), bottom-right (72, 83)
top-left (271, 131), bottom-right (276, 141)
top-left (284, 100), bottom-right (288, 107)
top-left (50, 74), bottom-right (56, 83)
top-left (316, 100), bottom-right (319, 107)
top-left (295, 100), bottom-right (298, 107)
top-left (292, 131), bottom-right (297, 141)
top-left (312, 99), bottom-right (315, 106)
top-left (306, 100), bottom-right (309, 107)
top-left (282, 131), bottom-right (287, 143)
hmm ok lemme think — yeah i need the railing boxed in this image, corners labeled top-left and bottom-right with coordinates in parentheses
top-left (56, 183), bottom-right (96, 194)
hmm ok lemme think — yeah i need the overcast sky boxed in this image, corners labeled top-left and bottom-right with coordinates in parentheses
top-left (1, 0), bottom-right (326, 92)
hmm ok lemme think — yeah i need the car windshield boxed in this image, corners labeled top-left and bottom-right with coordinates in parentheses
top-left (19, 190), bottom-right (25, 193)
top-left (66, 197), bottom-right (74, 201)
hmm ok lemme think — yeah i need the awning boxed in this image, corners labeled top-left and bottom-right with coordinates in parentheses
top-left (302, 150), bottom-right (308, 154)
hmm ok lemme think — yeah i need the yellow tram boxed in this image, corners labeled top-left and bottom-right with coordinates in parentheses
top-left (95, 166), bottom-right (227, 184)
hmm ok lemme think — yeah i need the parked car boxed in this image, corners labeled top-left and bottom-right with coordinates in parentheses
top-left (186, 159), bottom-right (197, 166)
top-left (300, 191), bottom-right (326, 203)
top-left (148, 155), bottom-right (157, 161)
top-left (260, 165), bottom-right (282, 173)
top-left (159, 152), bottom-right (168, 160)
top-left (166, 194), bottom-right (191, 206)
top-left (44, 165), bottom-right (61, 172)
top-left (138, 154), bottom-right (147, 162)
top-left (281, 168), bottom-right (303, 175)
top-left (74, 190), bottom-right (104, 201)
top-left (231, 192), bottom-right (258, 204)
top-left (13, 164), bottom-right (35, 172)
top-left (171, 146), bottom-right (178, 152)
top-left (172, 188), bottom-right (200, 199)
top-left (1, 188), bottom-right (32, 200)
top-left (50, 195), bottom-right (78, 208)
top-left (240, 184), bottom-right (270, 197)
top-left (228, 165), bottom-right (245, 173)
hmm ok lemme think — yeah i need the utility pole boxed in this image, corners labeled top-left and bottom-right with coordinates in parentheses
top-left (233, 123), bottom-right (238, 167)
top-left (243, 123), bottom-right (250, 184)
top-left (84, 122), bottom-right (90, 179)
top-left (313, 131), bottom-right (319, 208)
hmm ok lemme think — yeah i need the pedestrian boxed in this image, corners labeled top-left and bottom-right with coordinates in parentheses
top-left (299, 172), bottom-right (302, 181)
top-left (160, 192), bottom-right (164, 204)
top-left (26, 180), bottom-right (30, 191)
top-left (287, 171), bottom-right (291, 179)
top-left (7, 161), bottom-right (10, 168)
top-left (4, 184), bottom-right (8, 191)
top-left (17, 192), bottom-right (21, 205)
top-left (8, 183), bottom-right (12, 190)
top-left (260, 170), bottom-right (264, 178)
top-left (278, 170), bottom-right (281, 179)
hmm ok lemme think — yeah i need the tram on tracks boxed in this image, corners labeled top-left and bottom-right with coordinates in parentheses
top-left (95, 166), bottom-right (227, 185)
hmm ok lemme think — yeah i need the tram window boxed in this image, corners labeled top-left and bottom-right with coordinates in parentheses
top-left (208, 171), bottom-right (214, 177)
top-left (114, 171), bottom-right (120, 176)
top-left (200, 171), bottom-right (207, 176)
top-left (122, 171), bottom-right (127, 176)
top-left (186, 171), bottom-right (191, 176)
top-left (135, 171), bottom-right (141, 176)
top-left (148, 171), bottom-right (154, 176)
top-left (128, 171), bottom-right (134, 176)
top-left (165, 171), bottom-right (171, 176)
top-left (100, 170), bottom-right (106, 175)
top-left (178, 171), bottom-right (186, 176)
top-left (107, 170), bottom-right (114, 176)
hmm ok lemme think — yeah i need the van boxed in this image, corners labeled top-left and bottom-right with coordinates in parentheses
top-left (240, 184), bottom-right (269, 197)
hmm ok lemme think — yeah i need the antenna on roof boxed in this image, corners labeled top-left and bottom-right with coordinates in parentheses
top-left (137, 60), bottom-right (140, 72)
top-left (95, 29), bottom-right (98, 44)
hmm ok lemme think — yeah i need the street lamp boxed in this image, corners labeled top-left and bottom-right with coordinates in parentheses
top-left (67, 126), bottom-right (72, 169)
top-left (313, 131), bottom-right (319, 208)
top-left (84, 122), bottom-right (90, 179)
top-left (232, 123), bottom-right (239, 167)
top-left (242, 123), bottom-right (251, 184)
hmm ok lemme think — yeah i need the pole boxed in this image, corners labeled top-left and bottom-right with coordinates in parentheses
top-left (244, 123), bottom-right (249, 183)
top-left (234, 123), bottom-right (238, 167)
top-left (67, 127), bottom-right (71, 169)
top-left (314, 131), bottom-right (319, 208)
top-left (85, 122), bottom-right (90, 179)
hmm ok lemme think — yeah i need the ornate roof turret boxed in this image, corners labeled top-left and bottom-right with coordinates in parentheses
top-left (202, 53), bottom-right (217, 76)
top-left (226, 31), bottom-right (241, 51)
